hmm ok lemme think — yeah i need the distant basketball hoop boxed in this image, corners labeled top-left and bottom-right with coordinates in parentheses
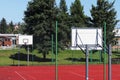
top-left (18, 35), bottom-right (33, 45)
top-left (23, 39), bottom-right (28, 45)
top-left (18, 35), bottom-right (33, 66)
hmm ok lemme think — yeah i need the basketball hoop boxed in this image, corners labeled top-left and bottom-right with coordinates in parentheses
top-left (71, 28), bottom-right (102, 50)
top-left (18, 35), bottom-right (33, 66)
top-left (18, 35), bottom-right (33, 45)
top-left (23, 39), bottom-right (28, 45)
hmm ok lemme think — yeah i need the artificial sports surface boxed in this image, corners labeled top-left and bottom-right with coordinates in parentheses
top-left (0, 64), bottom-right (120, 80)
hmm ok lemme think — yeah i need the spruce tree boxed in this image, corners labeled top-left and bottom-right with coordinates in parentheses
top-left (60, 0), bottom-right (67, 13)
top-left (57, 0), bottom-right (70, 48)
top-left (24, 0), bottom-right (58, 59)
top-left (0, 18), bottom-right (7, 33)
top-left (90, 0), bottom-right (119, 45)
top-left (7, 21), bottom-right (14, 33)
top-left (70, 0), bottom-right (87, 27)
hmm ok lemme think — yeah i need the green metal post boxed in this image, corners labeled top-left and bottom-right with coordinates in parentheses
top-left (99, 50), bottom-right (102, 63)
top-left (32, 45), bottom-right (34, 65)
top-left (27, 45), bottom-right (30, 66)
top-left (55, 21), bottom-right (58, 80)
top-left (18, 46), bottom-right (20, 66)
top-left (104, 22), bottom-right (107, 80)
top-left (51, 34), bottom-right (54, 63)
top-left (72, 50), bottom-right (74, 63)
top-left (90, 50), bottom-right (92, 63)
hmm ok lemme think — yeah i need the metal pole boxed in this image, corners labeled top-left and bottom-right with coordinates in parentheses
top-left (90, 50), bottom-right (92, 63)
top-left (86, 45), bottom-right (89, 80)
top-left (104, 22), bottom-right (107, 80)
top-left (72, 50), bottom-right (74, 63)
top-left (32, 45), bottom-right (34, 65)
top-left (108, 44), bottom-right (112, 80)
top-left (18, 46), bottom-right (20, 66)
top-left (100, 50), bottom-right (102, 63)
top-left (55, 21), bottom-right (58, 80)
top-left (51, 34), bottom-right (54, 63)
top-left (27, 45), bottom-right (29, 66)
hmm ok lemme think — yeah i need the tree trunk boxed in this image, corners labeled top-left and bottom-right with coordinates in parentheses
top-left (43, 53), bottom-right (46, 59)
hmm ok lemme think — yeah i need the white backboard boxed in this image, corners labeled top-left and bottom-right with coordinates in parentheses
top-left (18, 35), bottom-right (33, 45)
top-left (71, 28), bottom-right (102, 50)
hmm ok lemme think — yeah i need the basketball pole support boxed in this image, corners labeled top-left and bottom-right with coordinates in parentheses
top-left (85, 45), bottom-right (89, 80)
top-left (108, 44), bottom-right (112, 80)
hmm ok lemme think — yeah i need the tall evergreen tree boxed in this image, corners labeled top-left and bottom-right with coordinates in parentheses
top-left (0, 18), bottom-right (7, 33)
top-left (90, 0), bottom-right (119, 45)
top-left (57, 0), bottom-right (70, 48)
top-left (17, 22), bottom-right (26, 34)
top-left (24, 0), bottom-right (58, 59)
top-left (70, 0), bottom-right (87, 27)
top-left (60, 0), bottom-right (67, 13)
top-left (7, 21), bottom-right (14, 33)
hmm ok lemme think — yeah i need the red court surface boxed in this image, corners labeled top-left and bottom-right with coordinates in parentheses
top-left (0, 64), bottom-right (120, 80)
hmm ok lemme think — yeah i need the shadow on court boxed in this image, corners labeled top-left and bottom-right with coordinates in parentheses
top-left (65, 58), bottom-right (100, 62)
top-left (9, 53), bottom-right (54, 62)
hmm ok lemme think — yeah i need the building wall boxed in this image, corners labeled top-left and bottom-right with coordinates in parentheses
top-left (4, 40), bottom-right (12, 46)
top-left (0, 37), bottom-right (12, 46)
top-left (112, 37), bottom-right (120, 50)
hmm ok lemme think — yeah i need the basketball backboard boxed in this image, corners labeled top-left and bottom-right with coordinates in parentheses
top-left (18, 35), bottom-right (33, 45)
top-left (71, 28), bottom-right (102, 50)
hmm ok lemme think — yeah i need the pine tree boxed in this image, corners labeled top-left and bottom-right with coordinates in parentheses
top-left (90, 0), bottom-right (119, 45)
top-left (57, 0), bottom-right (70, 48)
top-left (60, 0), bottom-right (67, 13)
top-left (18, 22), bottom-right (26, 34)
top-left (70, 0), bottom-right (87, 27)
top-left (0, 18), bottom-right (7, 33)
top-left (24, 0), bottom-right (58, 59)
top-left (7, 21), bottom-right (14, 33)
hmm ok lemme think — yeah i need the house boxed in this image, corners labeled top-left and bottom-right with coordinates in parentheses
top-left (0, 34), bottom-right (20, 49)
top-left (112, 29), bottom-right (120, 50)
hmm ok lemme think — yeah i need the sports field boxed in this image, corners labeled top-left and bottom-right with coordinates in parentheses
top-left (0, 64), bottom-right (120, 80)
top-left (0, 49), bottom-right (120, 80)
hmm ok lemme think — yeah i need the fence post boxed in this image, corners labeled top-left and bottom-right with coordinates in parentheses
top-left (55, 21), bottom-right (58, 80)
top-left (104, 22), bottom-right (107, 80)
top-left (27, 45), bottom-right (29, 66)
top-left (51, 34), bottom-right (54, 63)
top-left (18, 46), bottom-right (20, 66)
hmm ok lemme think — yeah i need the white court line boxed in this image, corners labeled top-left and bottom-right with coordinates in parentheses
top-left (69, 71), bottom-right (85, 78)
top-left (69, 71), bottom-right (94, 80)
top-left (23, 73), bottom-right (36, 80)
top-left (15, 71), bottom-right (26, 80)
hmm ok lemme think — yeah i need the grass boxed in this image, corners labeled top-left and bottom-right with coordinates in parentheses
top-left (0, 48), bottom-right (120, 66)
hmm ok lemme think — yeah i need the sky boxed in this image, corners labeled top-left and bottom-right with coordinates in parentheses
top-left (0, 0), bottom-right (119, 27)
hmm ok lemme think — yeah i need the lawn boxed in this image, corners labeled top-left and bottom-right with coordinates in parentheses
top-left (0, 48), bottom-right (120, 66)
